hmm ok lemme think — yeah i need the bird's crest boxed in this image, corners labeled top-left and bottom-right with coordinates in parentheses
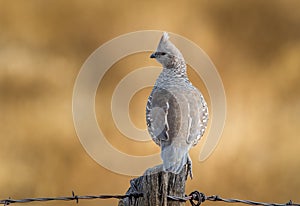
top-left (159, 32), bottom-right (170, 44)
top-left (156, 32), bottom-right (184, 60)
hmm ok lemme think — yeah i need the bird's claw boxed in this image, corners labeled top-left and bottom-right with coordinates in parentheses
top-left (186, 156), bottom-right (193, 180)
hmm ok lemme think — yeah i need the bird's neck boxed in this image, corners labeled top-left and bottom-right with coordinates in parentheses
top-left (164, 58), bottom-right (187, 78)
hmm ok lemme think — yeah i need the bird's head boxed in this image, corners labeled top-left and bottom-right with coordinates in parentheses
top-left (150, 32), bottom-right (184, 68)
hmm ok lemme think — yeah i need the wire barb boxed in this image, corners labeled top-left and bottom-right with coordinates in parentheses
top-left (71, 191), bottom-right (78, 204)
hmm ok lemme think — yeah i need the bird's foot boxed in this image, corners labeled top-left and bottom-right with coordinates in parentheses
top-left (186, 155), bottom-right (193, 180)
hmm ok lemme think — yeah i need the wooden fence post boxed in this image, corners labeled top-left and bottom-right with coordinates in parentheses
top-left (119, 164), bottom-right (187, 206)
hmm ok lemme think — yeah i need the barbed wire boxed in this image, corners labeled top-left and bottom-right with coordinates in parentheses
top-left (168, 191), bottom-right (300, 206)
top-left (0, 191), bottom-right (143, 205)
top-left (0, 191), bottom-right (299, 206)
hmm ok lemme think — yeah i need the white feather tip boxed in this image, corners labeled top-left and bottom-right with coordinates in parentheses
top-left (162, 32), bottom-right (169, 41)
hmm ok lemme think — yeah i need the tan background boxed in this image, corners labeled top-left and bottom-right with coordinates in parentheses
top-left (1, 1), bottom-right (300, 206)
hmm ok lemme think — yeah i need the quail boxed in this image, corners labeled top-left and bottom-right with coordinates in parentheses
top-left (146, 32), bottom-right (209, 179)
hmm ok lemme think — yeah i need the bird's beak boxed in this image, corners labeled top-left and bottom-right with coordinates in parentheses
top-left (150, 53), bottom-right (156, 58)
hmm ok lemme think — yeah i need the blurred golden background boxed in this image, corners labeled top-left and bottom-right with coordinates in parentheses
top-left (1, 0), bottom-right (300, 206)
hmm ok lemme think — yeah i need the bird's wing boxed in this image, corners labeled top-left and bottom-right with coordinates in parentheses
top-left (146, 87), bottom-right (181, 146)
top-left (186, 87), bottom-right (209, 146)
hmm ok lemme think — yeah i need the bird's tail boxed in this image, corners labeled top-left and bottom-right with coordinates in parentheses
top-left (161, 145), bottom-right (188, 174)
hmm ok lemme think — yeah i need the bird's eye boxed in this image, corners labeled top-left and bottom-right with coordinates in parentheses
top-left (160, 52), bottom-right (166, 55)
